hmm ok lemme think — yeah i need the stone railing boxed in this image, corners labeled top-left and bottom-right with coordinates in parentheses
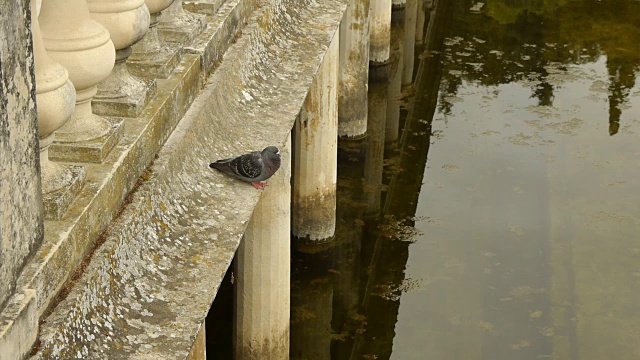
top-left (0, 0), bottom-right (426, 358)
top-left (1, 0), bottom-right (250, 358)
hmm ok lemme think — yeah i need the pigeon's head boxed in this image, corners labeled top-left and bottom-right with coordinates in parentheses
top-left (263, 146), bottom-right (280, 156)
top-left (263, 146), bottom-right (281, 170)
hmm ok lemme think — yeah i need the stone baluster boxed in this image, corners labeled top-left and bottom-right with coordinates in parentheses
top-left (88, 0), bottom-right (156, 118)
top-left (32, 0), bottom-right (86, 220)
top-left (40, 0), bottom-right (122, 164)
top-left (293, 33), bottom-right (339, 242)
top-left (129, 0), bottom-right (183, 79)
top-left (370, 0), bottom-right (392, 65)
top-left (159, 0), bottom-right (206, 44)
top-left (338, 0), bottom-right (370, 139)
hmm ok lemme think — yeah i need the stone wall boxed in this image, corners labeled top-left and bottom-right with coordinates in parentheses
top-left (0, 0), bottom-right (44, 311)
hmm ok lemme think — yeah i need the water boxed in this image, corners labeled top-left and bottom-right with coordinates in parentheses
top-left (291, 1), bottom-right (640, 359)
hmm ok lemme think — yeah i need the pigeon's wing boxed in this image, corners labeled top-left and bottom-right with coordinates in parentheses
top-left (230, 152), bottom-right (263, 180)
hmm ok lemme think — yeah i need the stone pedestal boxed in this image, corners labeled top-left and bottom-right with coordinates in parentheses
top-left (40, 0), bottom-right (121, 164)
top-left (129, 0), bottom-right (183, 79)
top-left (92, 48), bottom-right (158, 118)
top-left (370, 0), bottom-right (392, 64)
top-left (338, 0), bottom-right (370, 139)
top-left (159, 0), bottom-right (207, 44)
top-left (293, 33), bottom-right (339, 241)
top-left (88, 0), bottom-right (156, 118)
top-left (234, 135), bottom-right (291, 360)
top-left (183, 0), bottom-right (226, 16)
top-left (402, 0), bottom-right (418, 85)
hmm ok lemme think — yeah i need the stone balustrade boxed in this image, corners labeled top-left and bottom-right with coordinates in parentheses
top-left (0, 0), bottom-right (427, 358)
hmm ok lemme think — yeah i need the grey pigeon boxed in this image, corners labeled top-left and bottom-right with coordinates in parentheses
top-left (209, 146), bottom-right (281, 190)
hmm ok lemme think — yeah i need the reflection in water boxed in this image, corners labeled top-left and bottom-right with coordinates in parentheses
top-left (292, 0), bottom-right (640, 359)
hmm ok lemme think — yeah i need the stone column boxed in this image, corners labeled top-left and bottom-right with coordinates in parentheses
top-left (386, 16), bottom-right (403, 143)
top-left (402, 0), bottom-right (417, 85)
top-left (392, 0), bottom-right (406, 8)
top-left (159, 0), bottom-right (207, 44)
top-left (40, 0), bottom-right (122, 164)
top-left (187, 322), bottom-right (206, 360)
top-left (338, 0), bottom-right (370, 139)
top-left (290, 250), bottom-right (335, 360)
top-left (88, 0), bottom-right (156, 118)
top-left (234, 135), bottom-right (291, 360)
top-left (416, 0), bottom-right (427, 44)
top-left (33, 0), bottom-right (86, 220)
top-left (129, 0), bottom-right (183, 79)
top-left (365, 81), bottom-right (387, 214)
top-left (293, 32), bottom-right (339, 241)
top-left (369, 0), bottom-right (392, 64)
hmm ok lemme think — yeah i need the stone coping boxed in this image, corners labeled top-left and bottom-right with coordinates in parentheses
top-left (12, 0), bottom-right (251, 332)
top-left (34, 0), bottom-right (346, 358)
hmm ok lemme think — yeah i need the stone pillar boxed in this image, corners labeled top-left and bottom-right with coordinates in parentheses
top-left (365, 81), bottom-right (387, 214)
top-left (290, 249), bottom-right (335, 360)
top-left (402, 0), bottom-right (417, 85)
top-left (159, 0), bottom-right (207, 44)
top-left (32, 0), bottom-right (86, 220)
top-left (129, 0), bottom-right (183, 79)
top-left (369, 0), bottom-right (391, 64)
top-left (88, 0), bottom-right (156, 118)
top-left (386, 16), bottom-right (403, 143)
top-left (392, 0), bottom-right (406, 8)
top-left (293, 32), bottom-right (339, 241)
top-left (234, 135), bottom-right (291, 360)
top-left (338, 0), bottom-right (370, 139)
top-left (0, 0), bottom-right (42, 357)
top-left (187, 322), bottom-right (206, 360)
top-left (416, 0), bottom-right (427, 44)
top-left (40, 0), bottom-right (122, 164)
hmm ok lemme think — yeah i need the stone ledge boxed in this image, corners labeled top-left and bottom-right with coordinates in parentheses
top-left (184, 0), bottom-right (227, 16)
top-left (34, 0), bottom-right (347, 358)
top-left (15, 0), bottom-right (252, 324)
top-left (0, 289), bottom-right (37, 360)
top-left (186, 0), bottom-right (248, 80)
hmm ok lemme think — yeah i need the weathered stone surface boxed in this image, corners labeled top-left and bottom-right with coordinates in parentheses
top-left (0, 289), bottom-right (38, 360)
top-left (0, 0), bottom-right (43, 312)
top-left (34, 0), bottom-right (346, 358)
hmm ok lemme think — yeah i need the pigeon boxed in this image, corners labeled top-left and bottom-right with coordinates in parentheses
top-left (209, 146), bottom-right (281, 190)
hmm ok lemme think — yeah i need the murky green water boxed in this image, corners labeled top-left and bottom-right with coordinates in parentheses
top-left (291, 1), bottom-right (640, 359)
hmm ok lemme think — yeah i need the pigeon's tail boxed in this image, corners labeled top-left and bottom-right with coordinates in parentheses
top-left (209, 159), bottom-right (232, 172)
